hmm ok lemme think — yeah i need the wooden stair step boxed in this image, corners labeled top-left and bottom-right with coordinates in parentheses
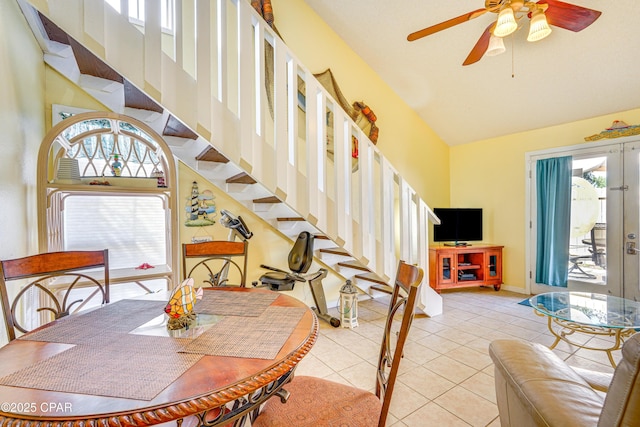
top-left (196, 146), bottom-right (229, 163)
top-left (163, 115), bottom-right (198, 139)
top-left (226, 172), bottom-right (256, 185)
top-left (355, 273), bottom-right (388, 286)
top-left (313, 234), bottom-right (330, 240)
top-left (369, 284), bottom-right (393, 295)
top-left (319, 247), bottom-right (350, 256)
top-left (276, 217), bottom-right (305, 222)
top-left (337, 260), bottom-right (370, 272)
top-left (253, 196), bottom-right (281, 204)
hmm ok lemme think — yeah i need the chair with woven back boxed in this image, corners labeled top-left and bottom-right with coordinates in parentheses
top-left (182, 240), bottom-right (249, 287)
top-left (252, 260), bottom-right (424, 427)
top-left (0, 250), bottom-right (110, 341)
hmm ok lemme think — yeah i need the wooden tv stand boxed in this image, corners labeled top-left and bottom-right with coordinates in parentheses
top-left (429, 244), bottom-right (503, 292)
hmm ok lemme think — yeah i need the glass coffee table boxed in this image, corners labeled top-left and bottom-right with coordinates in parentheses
top-left (529, 292), bottom-right (640, 367)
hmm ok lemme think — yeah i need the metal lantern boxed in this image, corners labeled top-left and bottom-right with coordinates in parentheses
top-left (339, 280), bottom-right (359, 329)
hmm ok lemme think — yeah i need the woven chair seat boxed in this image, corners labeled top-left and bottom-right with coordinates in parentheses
top-left (252, 376), bottom-right (382, 427)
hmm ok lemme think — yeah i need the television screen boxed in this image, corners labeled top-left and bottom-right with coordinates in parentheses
top-left (433, 208), bottom-right (483, 245)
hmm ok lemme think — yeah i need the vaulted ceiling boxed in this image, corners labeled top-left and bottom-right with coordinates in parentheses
top-left (303, 0), bottom-right (640, 146)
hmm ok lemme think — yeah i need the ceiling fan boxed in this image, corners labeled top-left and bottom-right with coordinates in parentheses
top-left (407, 0), bottom-right (601, 66)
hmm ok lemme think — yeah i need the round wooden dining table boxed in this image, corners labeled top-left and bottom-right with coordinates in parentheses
top-left (0, 287), bottom-right (318, 427)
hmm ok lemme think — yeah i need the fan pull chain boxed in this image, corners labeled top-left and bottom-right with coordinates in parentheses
top-left (511, 35), bottom-right (515, 78)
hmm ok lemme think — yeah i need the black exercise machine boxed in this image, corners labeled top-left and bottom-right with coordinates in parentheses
top-left (257, 231), bottom-right (340, 327)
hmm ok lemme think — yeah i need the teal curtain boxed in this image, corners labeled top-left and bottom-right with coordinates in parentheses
top-left (536, 156), bottom-right (572, 287)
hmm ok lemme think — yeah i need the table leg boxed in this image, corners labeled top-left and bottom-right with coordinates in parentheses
top-left (534, 308), bottom-right (631, 368)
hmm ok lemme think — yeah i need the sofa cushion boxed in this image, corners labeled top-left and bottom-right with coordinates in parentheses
top-left (598, 333), bottom-right (640, 427)
top-left (490, 339), bottom-right (604, 427)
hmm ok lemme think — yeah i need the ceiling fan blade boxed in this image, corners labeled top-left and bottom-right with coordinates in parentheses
top-left (408, 8), bottom-right (488, 41)
top-left (463, 23), bottom-right (495, 66)
top-left (537, 0), bottom-right (602, 32)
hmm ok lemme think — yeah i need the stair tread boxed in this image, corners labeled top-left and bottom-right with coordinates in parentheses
top-left (369, 284), bottom-right (393, 295)
top-left (313, 234), bottom-right (330, 240)
top-left (226, 172), bottom-right (256, 184)
top-left (196, 146), bottom-right (229, 163)
top-left (337, 260), bottom-right (370, 272)
top-left (355, 273), bottom-right (388, 286)
top-left (277, 217), bottom-right (305, 222)
top-left (253, 196), bottom-right (281, 204)
top-left (163, 115), bottom-right (198, 139)
top-left (319, 247), bottom-right (351, 256)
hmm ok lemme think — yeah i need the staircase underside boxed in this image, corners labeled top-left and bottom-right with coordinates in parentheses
top-left (27, 10), bottom-right (392, 300)
top-left (16, 0), bottom-right (442, 315)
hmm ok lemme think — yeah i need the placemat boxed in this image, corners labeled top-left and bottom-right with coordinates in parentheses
top-left (0, 334), bottom-right (201, 401)
top-left (19, 299), bottom-right (167, 344)
top-left (180, 306), bottom-right (306, 359)
top-left (194, 290), bottom-right (279, 317)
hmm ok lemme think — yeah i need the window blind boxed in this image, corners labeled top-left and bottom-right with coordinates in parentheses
top-left (63, 195), bottom-right (168, 269)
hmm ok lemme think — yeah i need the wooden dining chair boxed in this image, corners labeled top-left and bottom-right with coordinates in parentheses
top-left (252, 260), bottom-right (424, 427)
top-left (0, 250), bottom-right (109, 341)
top-left (182, 241), bottom-right (249, 287)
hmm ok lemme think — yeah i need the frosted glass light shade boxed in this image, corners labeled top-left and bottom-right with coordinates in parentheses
top-left (494, 7), bottom-right (518, 37)
top-left (485, 35), bottom-right (506, 56)
top-left (527, 10), bottom-right (552, 42)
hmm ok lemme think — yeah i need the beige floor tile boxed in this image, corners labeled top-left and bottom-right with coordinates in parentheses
top-left (403, 340), bottom-right (441, 365)
top-left (411, 317), bottom-right (450, 334)
top-left (416, 334), bottom-right (462, 354)
top-left (401, 402), bottom-right (470, 427)
top-left (435, 328), bottom-right (479, 346)
top-left (295, 354), bottom-right (335, 378)
top-left (465, 337), bottom-right (492, 354)
top-left (387, 381), bottom-right (431, 420)
top-left (314, 344), bottom-right (364, 371)
top-left (425, 355), bottom-right (477, 384)
top-left (445, 346), bottom-right (493, 371)
top-left (398, 365), bottom-right (456, 399)
top-left (435, 386), bottom-right (499, 427)
top-left (460, 371), bottom-right (497, 403)
top-left (351, 321), bottom-right (384, 341)
top-left (337, 359), bottom-right (377, 390)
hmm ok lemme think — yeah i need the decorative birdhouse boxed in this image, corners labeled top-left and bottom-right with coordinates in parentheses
top-left (339, 280), bottom-right (358, 329)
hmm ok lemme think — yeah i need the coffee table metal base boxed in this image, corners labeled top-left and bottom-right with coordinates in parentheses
top-left (534, 310), bottom-right (635, 367)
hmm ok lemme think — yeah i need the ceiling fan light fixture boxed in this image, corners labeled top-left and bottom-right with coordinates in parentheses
top-left (494, 6), bottom-right (518, 37)
top-left (485, 34), bottom-right (506, 57)
top-left (527, 9), bottom-right (552, 42)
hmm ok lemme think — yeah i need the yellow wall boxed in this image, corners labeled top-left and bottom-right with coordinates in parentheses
top-left (0, 0), bottom-right (46, 344)
top-left (269, 0), bottom-right (640, 295)
top-left (451, 108), bottom-right (640, 291)
top-left (0, 1), bottom-right (45, 261)
top-left (45, 67), bottom-right (110, 126)
top-left (271, 0), bottom-right (450, 209)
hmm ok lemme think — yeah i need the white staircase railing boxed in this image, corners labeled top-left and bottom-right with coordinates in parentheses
top-left (23, 0), bottom-right (442, 316)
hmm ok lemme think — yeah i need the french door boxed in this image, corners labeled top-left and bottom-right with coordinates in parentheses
top-left (529, 136), bottom-right (640, 301)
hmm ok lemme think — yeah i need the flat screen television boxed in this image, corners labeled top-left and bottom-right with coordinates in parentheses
top-left (433, 208), bottom-right (483, 246)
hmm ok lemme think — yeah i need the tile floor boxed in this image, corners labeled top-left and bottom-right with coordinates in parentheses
top-left (294, 288), bottom-right (620, 427)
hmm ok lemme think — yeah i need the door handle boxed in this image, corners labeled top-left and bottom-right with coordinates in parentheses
top-left (627, 242), bottom-right (640, 255)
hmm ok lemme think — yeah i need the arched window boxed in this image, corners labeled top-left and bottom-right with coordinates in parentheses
top-left (38, 111), bottom-right (178, 300)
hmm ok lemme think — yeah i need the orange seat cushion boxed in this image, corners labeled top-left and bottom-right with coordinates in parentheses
top-left (252, 376), bottom-right (382, 427)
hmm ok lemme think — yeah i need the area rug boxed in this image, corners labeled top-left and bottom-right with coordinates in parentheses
top-left (518, 298), bottom-right (532, 307)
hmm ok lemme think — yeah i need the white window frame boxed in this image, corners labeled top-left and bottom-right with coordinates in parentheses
top-left (39, 109), bottom-right (179, 296)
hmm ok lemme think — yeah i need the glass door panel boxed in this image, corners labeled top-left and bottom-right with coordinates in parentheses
top-left (623, 140), bottom-right (640, 301)
top-left (530, 145), bottom-right (623, 296)
top-left (439, 254), bottom-right (454, 286)
top-left (567, 156), bottom-right (608, 286)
